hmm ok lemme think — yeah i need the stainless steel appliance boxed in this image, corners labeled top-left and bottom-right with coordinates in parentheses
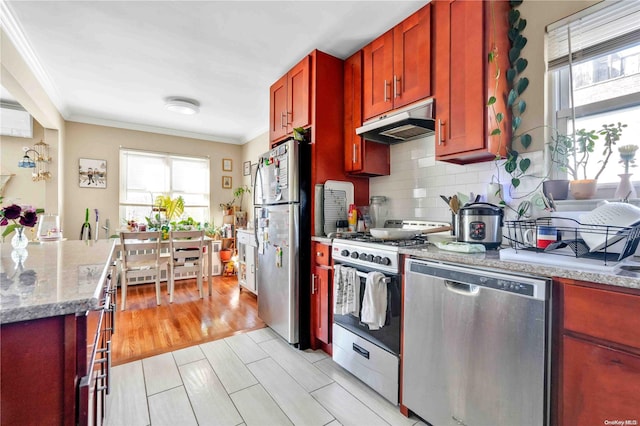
top-left (355, 98), bottom-right (435, 143)
top-left (403, 258), bottom-right (551, 426)
top-left (254, 138), bottom-right (311, 348)
top-left (457, 202), bottom-right (504, 248)
top-left (331, 220), bottom-right (449, 405)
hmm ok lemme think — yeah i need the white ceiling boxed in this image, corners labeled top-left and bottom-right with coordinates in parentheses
top-left (2, 1), bottom-right (427, 144)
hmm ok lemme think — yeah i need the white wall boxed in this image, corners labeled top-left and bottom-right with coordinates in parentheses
top-left (369, 136), bottom-right (544, 224)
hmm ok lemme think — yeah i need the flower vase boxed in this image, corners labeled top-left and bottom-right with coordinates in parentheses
top-left (614, 173), bottom-right (637, 200)
top-left (11, 227), bottom-right (29, 250)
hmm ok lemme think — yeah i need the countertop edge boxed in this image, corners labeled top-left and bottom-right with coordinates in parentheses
top-left (0, 298), bottom-right (99, 324)
top-left (400, 247), bottom-right (640, 290)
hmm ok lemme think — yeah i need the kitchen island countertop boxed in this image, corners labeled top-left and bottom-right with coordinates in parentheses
top-left (1, 239), bottom-right (115, 324)
top-left (401, 245), bottom-right (640, 290)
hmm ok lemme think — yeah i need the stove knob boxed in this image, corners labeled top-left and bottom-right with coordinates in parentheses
top-left (374, 256), bottom-right (382, 264)
top-left (359, 252), bottom-right (367, 261)
top-left (340, 250), bottom-right (350, 257)
top-left (381, 257), bottom-right (391, 266)
top-left (367, 254), bottom-right (375, 262)
top-left (350, 251), bottom-right (359, 259)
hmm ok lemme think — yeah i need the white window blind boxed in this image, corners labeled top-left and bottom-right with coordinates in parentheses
top-left (119, 149), bottom-right (210, 224)
top-left (547, 1), bottom-right (640, 70)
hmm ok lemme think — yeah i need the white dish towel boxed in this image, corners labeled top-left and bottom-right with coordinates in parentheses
top-left (361, 271), bottom-right (388, 330)
top-left (333, 265), bottom-right (359, 316)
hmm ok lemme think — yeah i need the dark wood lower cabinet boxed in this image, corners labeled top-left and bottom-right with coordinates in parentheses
top-left (561, 335), bottom-right (640, 425)
top-left (555, 278), bottom-right (640, 426)
top-left (0, 266), bottom-right (114, 426)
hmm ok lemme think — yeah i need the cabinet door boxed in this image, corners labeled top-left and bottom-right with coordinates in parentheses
top-left (270, 74), bottom-right (288, 142)
top-left (344, 51), bottom-right (363, 172)
top-left (393, 4), bottom-right (431, 109)
top-left (435, 0), bottom-right (485, 157)
top-left (561, 335), bottom-right (640, 425)
top-left (312, 264), bottom-right (331, 344)
top-left (288, 55), bottom-right (310, 131)
top-left (363, 30), bottom-right (394, 120)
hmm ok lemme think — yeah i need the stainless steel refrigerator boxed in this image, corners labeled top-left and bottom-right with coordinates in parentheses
top-left (253, 137), bottom-right (311, 348)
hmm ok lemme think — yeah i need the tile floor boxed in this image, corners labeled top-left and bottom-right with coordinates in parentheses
top-left (105, 327), bottom-right (425, 426)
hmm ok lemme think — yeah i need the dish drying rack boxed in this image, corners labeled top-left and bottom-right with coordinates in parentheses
top-left (504, 217), bottom-right (640, 265)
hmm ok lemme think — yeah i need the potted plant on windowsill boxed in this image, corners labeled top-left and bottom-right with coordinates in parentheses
top-left (549, 123), bottom-right (627, 200)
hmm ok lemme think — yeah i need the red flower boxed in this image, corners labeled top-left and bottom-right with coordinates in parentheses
top-left (2, 204), bottom-right (21, 220)
top-left (0, 217), bottom-right (8, 226)
top-left (20, 210), bottom-right (38, 228)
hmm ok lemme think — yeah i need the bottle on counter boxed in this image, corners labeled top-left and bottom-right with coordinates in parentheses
top-left (348, 204), bottom-right (358, 232)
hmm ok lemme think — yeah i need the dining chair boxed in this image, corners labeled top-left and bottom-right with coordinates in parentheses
top-left (119, 231), bottom-right (168, 310)
top-left (168, 230), bottom-right (206, 303)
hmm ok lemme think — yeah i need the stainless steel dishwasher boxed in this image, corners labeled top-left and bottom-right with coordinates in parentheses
top-left (402, 259), bottom-right (551, 426)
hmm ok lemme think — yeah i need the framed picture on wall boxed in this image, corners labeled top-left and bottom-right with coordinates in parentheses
top-left (222, 175), bottom-right (232, 189)
top-left (222, 158), bottom-right (232, 172)
top-left (79, 158), bottom-right (107, 188)
top-left (243, 161), bottom-right (251, 176)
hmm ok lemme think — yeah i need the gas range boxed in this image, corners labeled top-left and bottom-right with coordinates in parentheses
top-left (331, 220), bottom-right (449, 274)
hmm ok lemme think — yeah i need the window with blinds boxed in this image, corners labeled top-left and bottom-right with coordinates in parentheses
top-left (119, 149), bottom-right (210, 225)
top-left (547, 1), bottom-right (640, 185)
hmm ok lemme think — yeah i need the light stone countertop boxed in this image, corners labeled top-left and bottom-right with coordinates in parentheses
top-left (1, 239), bottom-right (116, 324)
top-left (401, 245), bottom-right (640, 290)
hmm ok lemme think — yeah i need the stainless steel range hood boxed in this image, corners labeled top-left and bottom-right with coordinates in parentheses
top-left (356, 98), bottom-right (435, 144)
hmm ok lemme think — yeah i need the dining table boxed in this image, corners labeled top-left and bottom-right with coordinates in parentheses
top-left (113, 234), bottom-right (217, 297)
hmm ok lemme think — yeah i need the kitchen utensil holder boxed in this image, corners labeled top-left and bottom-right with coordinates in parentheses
top-left (504, 217), bottom-right (640, 265)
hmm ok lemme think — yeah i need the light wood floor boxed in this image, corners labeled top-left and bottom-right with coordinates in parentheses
top-left (112, 276), bottom-right (265, 365)
top-left (106, 328), bottom-right (424, 426)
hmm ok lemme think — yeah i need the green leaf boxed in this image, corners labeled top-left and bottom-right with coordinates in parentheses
top-left (508, 9), bottom-right (521, 26)
top-left (507, 89), bottom-right (518, 107)
top-left (506, 68), bottom-right (517, 83)
top-left (518, 19), bottom-right (527, 32)
top-left (517, 100), bottom-right (526, 114)
top-left (509, 47), bottom-right (521, 64)
top-left (519, 158), bottom-right (531, 173)
top-left (508, 28), bottom-right (518, 42)
top-left (491, 128), bottom-right (502, 136)
top-left (512, 178), bottom-right (521, 188)
top-left (487, 96), bottom-right (497, 106)
top-left (510, 0), bottom-right (524, 7)
top-left (505, 157), bottom-right (517, 173)
top-left (512, 116), bottom-right (522, 131)
top-left (2, 223), bottom-right (17, 239)
top-left (496, 112), bottom-right (504, 123)
top-left (520, 134), bottom-right (532, 149)
top-left (516, 77), bottom-right (529, 95)
top-left (515, 58), bottom-right (528, 73)
top-left (514, 34), bottom-right (527, 50)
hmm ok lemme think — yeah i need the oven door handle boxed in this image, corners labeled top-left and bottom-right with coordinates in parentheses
top-left (352, 343), bottom-right (370, 359)
top-left (355, 271), bottom-right (391, 283)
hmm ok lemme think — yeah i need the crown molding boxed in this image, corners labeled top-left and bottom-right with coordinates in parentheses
top-left (0, 0), bottom-right (67, 117)
top-left (68, 114), bottom-right (243, 145)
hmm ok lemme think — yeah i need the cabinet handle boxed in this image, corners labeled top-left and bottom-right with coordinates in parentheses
top-left (312, 274), bottom-right (317, 294)
top-left (316, 251), bottom-right (324, 257)
top-left (438, 119), bottom-right (446, 145)
top-left (384, 79), bottom-right (390, 102)
top-left (352, 144), bottom-right (357, 164)
top-left (280, 112), bottom-right (286, 129)
top-left (393, 75), bottom-right (400, 98)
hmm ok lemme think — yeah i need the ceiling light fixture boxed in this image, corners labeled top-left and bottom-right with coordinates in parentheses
top-left (164, 97), bottom-right (200, 115)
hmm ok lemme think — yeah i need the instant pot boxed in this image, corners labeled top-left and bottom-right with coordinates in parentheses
top-left (457, 202), bottom-right (504, 249)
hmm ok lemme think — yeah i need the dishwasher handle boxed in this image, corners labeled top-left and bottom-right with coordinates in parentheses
top-left (444, 280), bottom-right (480, 296)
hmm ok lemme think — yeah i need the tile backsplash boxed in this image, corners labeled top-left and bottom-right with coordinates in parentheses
top-left (369, 135), bottom-right (544, 224)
